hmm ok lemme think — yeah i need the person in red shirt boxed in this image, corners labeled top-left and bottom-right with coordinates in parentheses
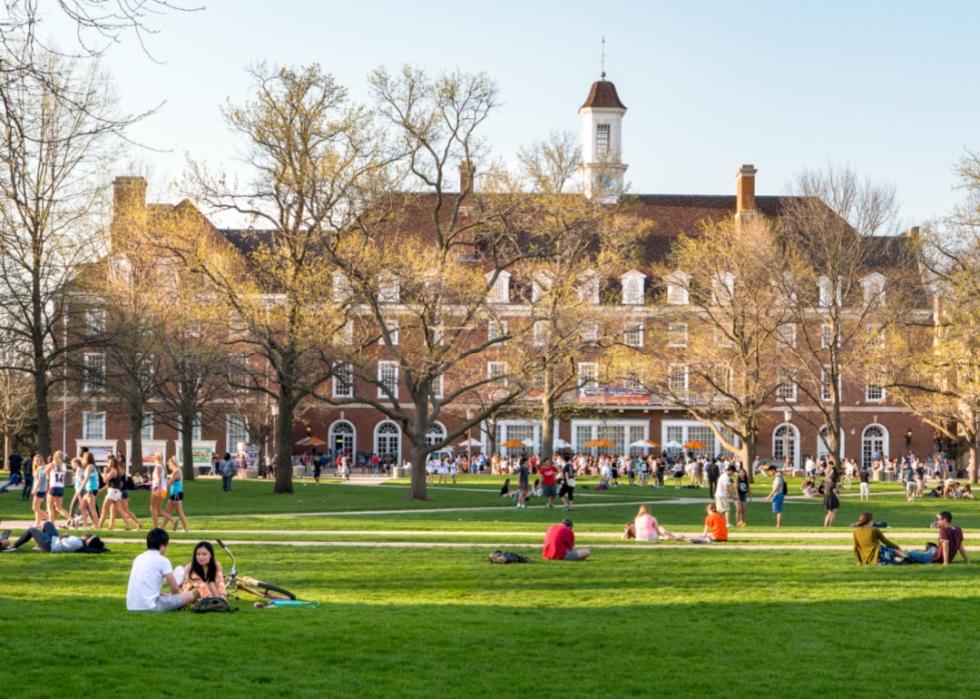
top-left (700, 503), bottom-right (729, 542)
top-left (538, 458), bottom-right (560, 508)
top-left (542, 518), bottom-right (591, 560)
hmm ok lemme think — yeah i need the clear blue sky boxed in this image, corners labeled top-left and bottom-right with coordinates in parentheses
top-left (47, 0), bottom-right (980, 228)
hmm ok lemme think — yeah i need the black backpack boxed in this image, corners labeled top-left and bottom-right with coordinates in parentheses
top-left (781, 476), bottom-right (788, 496)
top-left (489, 550), bottom-right (529, 564)
top-left (192, 597), bottom-right (237, 613)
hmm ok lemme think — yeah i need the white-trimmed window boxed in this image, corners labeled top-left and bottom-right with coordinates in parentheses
top-left (579, 272), bottom-right (600, 304)
top-left (532, 320), bottom-right (547, 347)
top-left (229, 353), bottom-right (249, 392)
top-left (666, 271), bottom-right (689, 305)
top-left (83, 352), bottom-right (106, 393)
top-left (432, 374), bottom-right (444, 400)
top-left (580, 323), bottom-right (599, 345)
top-left (820, 324), bottom-right (833, 349)
top-left (668, 364), bottom-right (688, 396)
top-left (777, 323), bottom-right (797, 348)
top-left (333, 362), bottom-right (354, 398)
top-left (82, 411), bottom-right (106, 440)
top-left (140, 413), bottom-right (154, 440)
top-left (378, 274), bottom-right (400, 304)
top-left (624, 322), bottom-right (644, 348)
top-left (712, 272), bottom-right (735, 305)
top-left (861, 273), bottom-right (886, 305)
top-left (332, 272), bottom-right (352, 303)
top-left (486, 271), bottom-right (511, 304)
top-left (377, 319), bottom-right (399, 345)
top-left (820, 366), bottom-right (833, 402)
top-left (596, 123), bottom-right (610, 156)
top-left (488, 319), bottom-right (509, 342)
top-left (776, 367), bottom-right (797, 402)
top-left (84, 308), bottom-right (105, 337)
top-left (621, 271), bottom-right (646, 305)
top-left (487, 361), bottom-right (508, 387)
top-left (578, 362), bottom-right (598, 395)
top-left (668, 322), bottom-right (688, 348)
top-left (378, 361), bottom-right (399, 398)
top-left (226, 414), bottom-right (249, 454)
top-left (138, 352), bottom-right (155, 385)
top-left (865, 370), bottom-right (885, 402)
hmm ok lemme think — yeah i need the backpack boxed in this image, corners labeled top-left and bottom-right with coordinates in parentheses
top-left (781, 477), bottom-right (788, 496)
top-left (192, 597), bottom-right (237, 613)
top-left (488, 550), bottom-right (529, 564)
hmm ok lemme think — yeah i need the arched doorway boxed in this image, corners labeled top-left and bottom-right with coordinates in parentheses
top-left (862, 424), bottom-right (888, 467)
top-left (426, 422), bottom-right (447, 449)
top-left (772, 423), bottom-right (799, 468)
top-left (374, 421), bottom-right (401, 462)
top-left (328, 420), bottom-right (356, 458)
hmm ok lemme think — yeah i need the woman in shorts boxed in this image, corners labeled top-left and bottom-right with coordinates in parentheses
top-left (149, 453), bottom-right (168, 528)
top-left (114, 469), bottom-right (143, 531)
top-left (45, 451), bottom-right (71, 525)
top-left (822, 470), bottom-right (841, 527)
top-left (735, 463), bottom-right (750, 528)
top-left (161, 456), bottom-right (189, 532)
top-left (30, 454), bottom-right (48, 526)
top-left (78, 457), bottom-right (100, 527)
top-left (98, 456), bottom-right (128, 530)
top-left (672, 460), bottom-right (684, 488)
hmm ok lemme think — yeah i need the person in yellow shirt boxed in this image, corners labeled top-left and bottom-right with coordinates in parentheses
top-left (852, 512), bottom-right (902, 565)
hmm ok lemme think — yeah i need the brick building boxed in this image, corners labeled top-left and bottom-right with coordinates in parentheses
top-left (50, 75), bottom-right (933, 470)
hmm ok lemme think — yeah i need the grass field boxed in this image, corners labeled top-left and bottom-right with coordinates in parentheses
top-left (2, 474), bottom-right (978, 698)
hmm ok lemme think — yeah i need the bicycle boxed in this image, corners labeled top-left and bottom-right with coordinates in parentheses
top-left (840, 474), bottom-right (852, 490)
top-left (217, 539), bottom-right (297, 601)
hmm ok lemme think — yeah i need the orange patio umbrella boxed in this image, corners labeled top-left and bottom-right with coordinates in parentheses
top-left (683, 440), bottom-right (707, 449)
top-left (501, 439), bottom-right (527, 448)
top-left (645, 439), bottom-right (660, 447)
top-left (584, 439), bottom-right (615, 448)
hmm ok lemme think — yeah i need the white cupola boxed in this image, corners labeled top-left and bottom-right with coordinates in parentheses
top-left (578, 74), bottom-right (627, 204)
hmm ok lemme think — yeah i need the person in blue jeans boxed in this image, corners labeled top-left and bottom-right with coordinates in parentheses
top-left (5, 521), bottom-right (93, 552)
top-left (905, 511), bottom-right (970, 565)
top-left (0, 451), bottom-right (23, 494)
top-left (219, 452), bottom-right (235, 492)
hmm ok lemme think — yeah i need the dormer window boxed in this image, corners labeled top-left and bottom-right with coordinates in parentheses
top-left (486, 271), bottom-right (511, 304)
top-left (621, 270), bottom-right (645, 305)
top-left (665, 271), bottom-right (689, 305)
top-left (579, 271), bottom-right (600, 304)
top-left (596, 124), bottom-right (610, 156)
top-left (861, 272), bottom-right (886, 305)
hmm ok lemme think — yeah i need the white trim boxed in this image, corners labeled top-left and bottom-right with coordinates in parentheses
top-left (373, 420), bottom-right (402, 459)
top-left (378, 360), bottom-right (399, 399)
top-left (328, 419), bottom-right (357, 456)
top-left (771, 422), bottom-right (800, 468)
top-left (861, 423), bottom-right (889, 466)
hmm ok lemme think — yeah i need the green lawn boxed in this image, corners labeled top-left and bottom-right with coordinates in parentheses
top-left (2, 475), bottom-right (978, 697)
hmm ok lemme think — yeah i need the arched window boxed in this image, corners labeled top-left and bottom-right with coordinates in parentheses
top-left (329, 420), bottom-right (356, 457)
top-left (426, 422), bottom-right (447, 448)
top-left (772, 423), bottom-right (799, 468)
top-left (374, 421), bottom-right (401, 461)
top-left (861, 424), bottom-right (888, 467)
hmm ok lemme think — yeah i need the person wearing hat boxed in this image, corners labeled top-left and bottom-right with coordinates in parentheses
top-left (542, 518), bottom-right (591, 561)
top-left (852, 512), bottom-right (903, 565)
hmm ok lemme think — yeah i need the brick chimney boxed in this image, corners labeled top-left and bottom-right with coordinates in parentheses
top-left (458, 161), bottom-right (475, 193)
top-left (111, 176), bottom-right (147, 251)
top-left (735, 164), bottom-right (757, 215)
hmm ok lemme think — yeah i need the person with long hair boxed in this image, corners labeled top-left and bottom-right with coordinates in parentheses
top-left (78, 456), bottom-right (100, 528)
top-left (45, 451), bottom-right (71, 524)
top-left (624, 504), bottom-right (686, 541)
top-left (735, 462), bottom-right (750, 528)
top-left (160, 457), bottom-right (189, 533)
top-left (98, 456), bottom-right (128, 530)
top-left (66, 456), bottom-right (86, 527)
top-left (29, 455), bottom-right (48, 526)
top-left (823, 467), bottom-right (841, 527)
top-left (149, 453), bottom-right (168, 529)
top-left (115, 468), bottom-right (143, 531)
top-left (852, 512), bottom-right (903, 565)
top-left (181, 541), bottom-right (226, 599)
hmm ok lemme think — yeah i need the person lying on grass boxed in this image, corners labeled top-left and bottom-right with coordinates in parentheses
top-left (1, 521), bottom-right (105, 553)
top-left (689, 503), bottom-right (728, 543)
top-left (852, 512), bottom-right (904, 565)
top-left (542, 518), bottom-right (591, 561)
top-left (181, 541), bottom-right (227, 600)
top-left (623, 504), bottom-right (686, 541)
top-left (904, 511), bottom-right (970, 566)
top-left (126, 527), bottom-right (200, 612)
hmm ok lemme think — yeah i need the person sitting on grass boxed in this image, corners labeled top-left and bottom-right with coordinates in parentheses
top-left (126, 528), bottom-right (200, 611)
top-left (800, 478), bottom-right (818, 498)
top-left (852, 512), bottom-right (903, 565)
top-left (904, 511), bottom-right (970, 566)
top-left (3, 520), bottom-right (104, 553)
top-left (623, 504), bottom-right (687, 541)
top-left (181, 541), bottom-right (227, 600)
top-left (542, 518), bottom-right (591, 561)
top-left (690, 503), bottom-right (728, 543)
top-left (961, 484), bottom-right (975, 500)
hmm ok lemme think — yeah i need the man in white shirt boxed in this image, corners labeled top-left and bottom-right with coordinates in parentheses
top-left (714, 465), bottom-right (735, 526)
top-left (126, 528), bottom-right (198, 612)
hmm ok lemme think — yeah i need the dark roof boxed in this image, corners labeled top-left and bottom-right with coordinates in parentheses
top-left (219, 229), bottom-right (275, 255)
top-left (580, 80), bottom-right (626, 110)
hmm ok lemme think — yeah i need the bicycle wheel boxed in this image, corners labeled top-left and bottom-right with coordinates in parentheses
top-left (240, 576), bottom-right (296, 600)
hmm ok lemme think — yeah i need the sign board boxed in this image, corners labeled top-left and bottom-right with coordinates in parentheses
top-left (245, 444), bottom-right (259, 469)
top-left (75, 440), bottom-right (117, 466)
top-left (191, 441), bottom-right (217, 468)
top-left (125, 440), bottom-right (169, 475)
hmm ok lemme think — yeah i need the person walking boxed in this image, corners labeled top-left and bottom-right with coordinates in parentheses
top-left (219, 452), bottom-right (235, 493)
top-left (706, 459), bottom-right (720, 500)
top-left (29, 454), bottom-right (48, 526)
top-left (149, 453), bottom-right (168, 528)
top-left (859, 466), bottom-right (871, 502)
top-left (516, 457), bottom-right (530, 509)
top-left (765, 465), bottom-right (787, 528)
top-left (45, 451), bottom-right (71, 525)
top-left (539, 458), bottom-right (559, 509)
top-left (735, 462), bottom-right (750, 528)
top-left (822, 467), bottom-right (840, 527)
top-left (161, 456), bottom-right (190, 533)
top-left (0, 450), bottom-right (23, 494)
top-left (559, 459), bottom-right (576, 511)
top-left (714, 465), bottom-right (735, 526)
top-left (21, 451), bottom-right (35, 502)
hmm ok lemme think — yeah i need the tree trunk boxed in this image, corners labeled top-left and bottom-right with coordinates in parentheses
top-left (738, 435), bottom-right (757, 483)
top-left (33, 373), bottom-right (51, 457)
top-left (273, 392), bottom-right (294, 494)
top-left (129, 410), bottom-right (143, 477)
top-left (968, 435), bottom-right (978, 485)
top-left (540, 396), bottom-right (555, 461)
top-left (180, 412), bottom-right (195, 481)
top-left (2, 427), bottom-right (9, 475)
top-left (408, 396), bottom-right (430, 501)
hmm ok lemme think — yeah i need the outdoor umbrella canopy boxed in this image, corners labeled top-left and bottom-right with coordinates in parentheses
top-left (501, 439), bottom-right (526, 448)
top-left (664, 440), bottom-right (683, 449)
top-left (458, 438), bottom-right (482, 447)
top-left (683, 440), bottom-right (707, 449)
top-left (583, 439), bottom-right (615, 448)
top-left (295, 436), bottom-right (328, 447)
top-left (554, 439), bottom-right (573, 449)
top-left (645, 439), bottom-right (660, 447)
top-left (629, 439), bottom-right (653, 448)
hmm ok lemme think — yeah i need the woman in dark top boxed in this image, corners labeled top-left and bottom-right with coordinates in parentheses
top-left (735, 464), bottom-right (750, 527)
top-left (823, 467), bottom-right (840, 527)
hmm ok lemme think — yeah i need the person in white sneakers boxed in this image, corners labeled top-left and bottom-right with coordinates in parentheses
top-left (126, 528), bottom-right (199, 612)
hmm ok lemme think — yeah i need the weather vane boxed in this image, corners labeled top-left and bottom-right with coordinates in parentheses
top-left (601, 35), bottom-right (606, 79)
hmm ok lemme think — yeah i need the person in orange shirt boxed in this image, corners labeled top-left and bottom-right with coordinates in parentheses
top-left (700, 503), bottom-right (729, 542)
